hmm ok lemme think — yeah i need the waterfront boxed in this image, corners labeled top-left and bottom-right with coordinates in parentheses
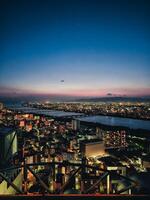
top-left (78, 115), bottom-right (150, 131)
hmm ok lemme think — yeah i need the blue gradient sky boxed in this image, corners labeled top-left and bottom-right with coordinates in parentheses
top-left (0, 0), bottom-right (150, 97)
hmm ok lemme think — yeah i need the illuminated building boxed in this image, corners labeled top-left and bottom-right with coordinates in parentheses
top-left (0, 103), bottom-right (149, 195)
top-left (26, 124), bottom-right (33, 132)
top-left (19, 120), bottom-right (25, 127)
top-left (142, 157), bottom-right (150, 170)
top-left (62, 151), bottom-right (75, 161)
top-left (0, 127), bottom-right (18, 167)
top-left (0, 102), bottom-right (3, 110)
top-left (80, 139), bottom-right (105, 158)
top-left (56, 164), bottom-right (65, 190)
top-left (58, 125), bottom-right (65, 133)
top-left (96, 127), bottom-right (103, 139)
top-left (106, 166), bottom-right (127, 194)
top-left (0, 124), bottom-right (21, 194)
top-left (0, 168), bottom-right (22, 194)
top-left (104, 130), bottom-right (127, 149)
top-left (72, 119), bottom-right (80, 130)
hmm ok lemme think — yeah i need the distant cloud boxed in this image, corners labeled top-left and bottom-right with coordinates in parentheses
top-left (0, 85), bottom-right (150, 98)
top-left (0, 86), bottom-right (32, 96)
top-left (0, 86), bottom-right (20, 94)
top-left (107, 93), bottom-right (113, 96)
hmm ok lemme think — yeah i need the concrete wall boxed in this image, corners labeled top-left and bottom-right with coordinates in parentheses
top-left (85, 142), bottom-right (105, 158)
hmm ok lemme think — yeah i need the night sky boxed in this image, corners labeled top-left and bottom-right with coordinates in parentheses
top-left (0, 0), bottom-right (150, 97)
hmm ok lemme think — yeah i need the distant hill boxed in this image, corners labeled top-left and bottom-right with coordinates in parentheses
top-left (0, 95), bottom-right (150, 105)
top-left (76, 96), bottom-right (150, 102)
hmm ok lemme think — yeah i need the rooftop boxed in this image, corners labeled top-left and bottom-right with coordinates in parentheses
top-left (81, 139), bottom-right (103, 144)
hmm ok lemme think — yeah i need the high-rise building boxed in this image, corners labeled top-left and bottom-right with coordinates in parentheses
top-left (96, 127), bottom-right (103, 139)
top-left (0, 128), bottom-right (21, 195)
top-left (80, 139), bottom-right (105, 158)
top-left (0, 102), bottom-right (3, 110)
top-left (104, 130), bottom-right (127, 149)
top-left (72, 119), bottom-right (80, 130)
top-left (0, 127), bottom-right (18, 166)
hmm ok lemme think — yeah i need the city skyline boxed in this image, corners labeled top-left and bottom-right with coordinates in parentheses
top-left (1, 0), bottom-right (150, 97)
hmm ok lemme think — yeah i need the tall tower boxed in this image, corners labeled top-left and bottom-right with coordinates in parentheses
top-left (96, 127), bottom-right (103, 140)
top-left (72, 119), bottom-right (80, 130)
